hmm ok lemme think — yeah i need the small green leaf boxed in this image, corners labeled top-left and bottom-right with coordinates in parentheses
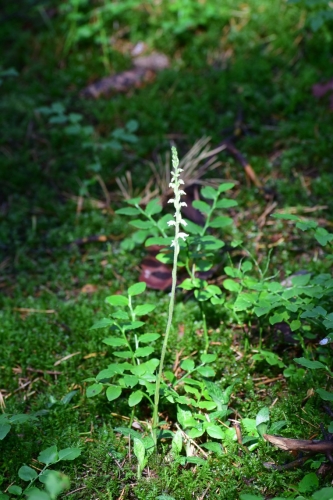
top-left (192, 200), bottom-right (211, 214)
top-left (113, 350), bottom-right (132, 358)
top-left (133, 437), bottom-right (146, 468)
top-left (181, 359), bottom-right (195, 372)
top-left (209, 216), bottom-right (233, 228)
top-left (201, 186), bottom-right (217, 199)
top-left (215, 198), bottom-right (238, 208)
top-left (90, 318), bottom-right (113, 329)
top-left (196, 366), bottom-right (215, 377)
top-left (129, 219), bottom-right (154, 229)
top-left (134, 304), bottom-right (156, 316)
top-left (200, 353), bottom-right (217, 364)
top-left (271, 213), bottom-right (300, 221)
top-left (145, 236), bottom-right (171, 247)
top-left (291, 273), bottom-right (311, 286)
top-left (290, 320), bottom-right (301, 331)
top-left (205, 424), bottom-right (225, 439)
top-left (202, 441), bottom-right (224, 455)
top-left (38, 445), bottom-right (59, 465)
top-left (256, 407), bottom-right (270, 427)
top-left (105, 295), bottom-right (128, 307)
top-left (111, 310), bottom-right (129, 320)
top-left (298, 472), bottom-right (319, 493)
top-left (128, 282), bottom-right (146, 296)
top-left (223, 279), bottom-right (241, 292)
top-left (116, 207), bottom-right (140, 216)
top-left (144, 199), bottom-right (162, 216)
top-left (294, 358), bottom-right (327, 370)
top-left (139, 333), bottom-right (160, 343)
top-left (134, 346), bottom-right (154, 357)
top-left (7, 485), bottom-right (22, 495)
top-left (316, 388), bottom-right (333, 401)
top-left (123, 375), bottom-right (139, 387)
top-left (312, 487), bottom-right (333, 500)
top-left (58, 447), bottom-right (81, 461)
top-left (218, 182), bottom-right (235, 193)
top-left (123, 320), bottom-right (145, 330)
top-left (103, 337), bottom-right (127, 347)
top-left (18, 465), bottom-right (38, 481)
top-left (129, 390), bottom-right (144, 407)
top-left (106, 386), bottom-right (122, 401)
top-left (0, 423), bottom-right (11, 440)
top-left (86, 383), bottom-right (104, 397)
top-left (25, 488), bottom-right (50, 500)
top-left (197, 401), bottom-right (217, 410)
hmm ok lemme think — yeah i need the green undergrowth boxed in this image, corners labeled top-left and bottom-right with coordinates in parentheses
top-left (1, 0), bottom-right (333, 498)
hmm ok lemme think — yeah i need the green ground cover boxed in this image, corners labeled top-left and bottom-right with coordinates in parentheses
top-left (1, 1), bottom-right (333, 498)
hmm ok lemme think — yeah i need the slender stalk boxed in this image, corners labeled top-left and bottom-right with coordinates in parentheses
top-left (152, 147), bottom-right (188, 444)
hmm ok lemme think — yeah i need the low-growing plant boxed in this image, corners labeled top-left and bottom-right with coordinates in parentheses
top-left (87, 147), bottom-right (239, 464)
top-left (0, 445), bottom-right (81, 500)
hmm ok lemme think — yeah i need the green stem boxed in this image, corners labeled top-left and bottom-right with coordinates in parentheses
top-left (152, 236), bottom-right (179, 443)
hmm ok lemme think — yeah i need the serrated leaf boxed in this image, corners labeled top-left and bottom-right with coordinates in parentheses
top-left (105, 295), bottom-right (128, 306)
top-left (138, 333), bottom-right (160, 343)
top-left (58, 447), bottom-right (81, 461)
top-left (129, 390), bottom-right (144, 407)
top-left (86, 383), bottom-right (103, 397)
top-left (90, 318), bottom-right (113, 329)
top-left (134, 304), bottom-right (156, 316)
top-left (113, 350), bottom-right (132, 358)
top-left (134, 346), bottom-right (154, 357)
top-left (38, 445), bottom-right (58, 465)
top-left (18, 465), bottom-right (38, 481)
top-left (106, 385), bottom-right (122, 401)
top-left (128, 282), bottom-right (146, 296)
top-left (291, 273), bottom-right (311, 286)
top-left (103, 337), bottom-right (127, 347)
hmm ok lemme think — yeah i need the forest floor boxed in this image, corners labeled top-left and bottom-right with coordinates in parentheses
top-left (1, 1), bottom-right (333, 499)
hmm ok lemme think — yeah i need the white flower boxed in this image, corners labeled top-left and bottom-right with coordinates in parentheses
top-left (180, 202), bottom-right (187, 207)
top-left (167, 199), bottom-right (174, 203)
top-left (178, 232), bottom-right (189, 241)
top-left (167, 220), bottom-right (176, 226)
top-left (180, 218), bottom-right (187, 226)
